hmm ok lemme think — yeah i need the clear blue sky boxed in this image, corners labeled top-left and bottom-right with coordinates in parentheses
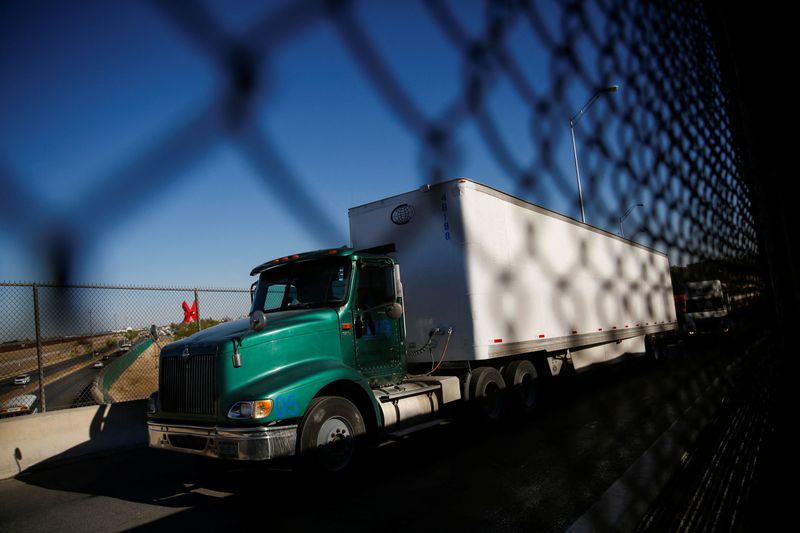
top-left (1, 0), bottom-right (661, 288)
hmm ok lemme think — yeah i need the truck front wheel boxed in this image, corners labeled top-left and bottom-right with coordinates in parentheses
top-left (297, 396), bottom-right (366, 472)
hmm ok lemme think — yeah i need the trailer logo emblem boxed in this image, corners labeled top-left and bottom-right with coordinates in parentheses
top-left (181, 347), bottom-right (190, 362)
top-left (391, 204), bottom-right (414, 225)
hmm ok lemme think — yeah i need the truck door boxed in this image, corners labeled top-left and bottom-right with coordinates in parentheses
top-left (353, 260), bottom-right (402, 377)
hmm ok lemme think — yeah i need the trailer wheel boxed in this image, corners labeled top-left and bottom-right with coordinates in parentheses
top-left (469, 367), bottom-right (507, 422)
top-left (646, 335), bottom-right (663, 361)
top-left (297, 396), bottom-right (365, 473)
top-left (503, 360), bottom-right (539, 413)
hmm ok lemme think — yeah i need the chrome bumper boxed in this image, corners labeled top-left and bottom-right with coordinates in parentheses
top-left (148, 421), bottom-right (297, 461)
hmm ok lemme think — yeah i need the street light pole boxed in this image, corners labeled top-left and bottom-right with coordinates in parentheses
top-left (620, 203), bottom-right (644, 238)
top-left (569, 85), bottom-right (619, 223)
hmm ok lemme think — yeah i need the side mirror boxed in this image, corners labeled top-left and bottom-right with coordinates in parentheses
top-left (386, 302), bottom-right (403, 320)
top-left (149, 325), bottom-right (158, 341)
top-left (250, 310), bottom-right (267, 331)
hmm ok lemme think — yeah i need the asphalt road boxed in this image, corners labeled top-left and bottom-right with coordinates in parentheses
top-left (43, 363), bottom-right (105, 410)
top-left (1, 353), bottom-right (93, 388)
top-left (1, 340), bottom-right (146, 410)
top-left (2, 352), bottom-right (116, 410)
top-left (0, 337), bottom-right (752, 533)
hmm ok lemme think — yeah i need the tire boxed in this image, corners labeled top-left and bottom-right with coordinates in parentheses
top-left (503, 359), bottom-right (539, 413)
top-left (469, 366), bottom-right (507, 422)
top-left (297, 396), bottom-right (365, 473)
top-left (646, 335), bottom-right (663, 361)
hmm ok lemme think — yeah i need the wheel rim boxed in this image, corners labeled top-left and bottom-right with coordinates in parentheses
top-left (316, 416), bottom-right (354, 471)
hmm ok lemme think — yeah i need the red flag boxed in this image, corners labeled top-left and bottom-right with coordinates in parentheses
top-left (182, 299), bottom-right (198, 324)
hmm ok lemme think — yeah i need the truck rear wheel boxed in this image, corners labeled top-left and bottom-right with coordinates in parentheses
top-left (297, 396), bottom-right (365, 472)
top-left (503, 360), bottom-right (539, 413)
top-left (646, 334), bottom-right (663, 361)
top-left (469, 367), bottom-right (507, 422)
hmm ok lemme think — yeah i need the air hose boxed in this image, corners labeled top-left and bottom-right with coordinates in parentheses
top-left (407, 327), bottom-right (453, 376)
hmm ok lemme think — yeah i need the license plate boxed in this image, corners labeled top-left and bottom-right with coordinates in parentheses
top-left (217, 440), bottom-right (239, 457)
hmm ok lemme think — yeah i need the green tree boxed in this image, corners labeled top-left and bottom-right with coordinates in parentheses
top-left (170, 319), bottom-right (222, 341)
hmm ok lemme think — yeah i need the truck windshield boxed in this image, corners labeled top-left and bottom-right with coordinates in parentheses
top-left (251, 258), bottom-right (352, 313)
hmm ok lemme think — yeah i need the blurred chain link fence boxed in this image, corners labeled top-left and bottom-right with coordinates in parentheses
top-left (1, 0), bottom-right (769, 291)
top-left (0, 2), bottom-right (776, 402)
top-left (0, 282), bottom-right (249, 414)
top-left (0, 2), bottom-right (790, 525)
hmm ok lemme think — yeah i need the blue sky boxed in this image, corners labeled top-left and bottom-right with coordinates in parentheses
top-left (1, 0), bottom-right (691, 288)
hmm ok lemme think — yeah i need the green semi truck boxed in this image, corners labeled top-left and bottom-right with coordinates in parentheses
top-left (148, 179), bottom-right (677, 471)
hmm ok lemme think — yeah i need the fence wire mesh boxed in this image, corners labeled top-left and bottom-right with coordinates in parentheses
top-left (0, 283), bottom-right (249, 414)
top-left (0, 1), bottom-right (790, 526)
top-left (1, 1), bottom-right (770, 399)
top-left (0, 0), bottom-right (766, 287)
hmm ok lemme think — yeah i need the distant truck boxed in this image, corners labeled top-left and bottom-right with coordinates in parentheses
top-left (148, 178), bottom-right (678, 471)
top-left (682, 280), bottom-right (731, 335)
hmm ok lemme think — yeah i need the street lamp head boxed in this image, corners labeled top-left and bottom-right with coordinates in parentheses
top-left (605, 84), bottom-right (620, 93)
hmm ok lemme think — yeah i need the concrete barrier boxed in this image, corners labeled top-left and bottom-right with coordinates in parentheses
top-left (0, 399), bottom-right (147, 480)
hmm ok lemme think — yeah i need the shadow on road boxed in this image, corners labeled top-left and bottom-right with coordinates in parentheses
top-left (7, 340), bottom-right (748, 532)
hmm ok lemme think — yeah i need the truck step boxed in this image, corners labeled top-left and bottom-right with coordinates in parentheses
top-left (387, 418), bottom-right (448, 438)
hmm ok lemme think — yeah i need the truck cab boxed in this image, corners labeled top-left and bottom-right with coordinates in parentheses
top-left (683, 280), bottom-right (731, 335)
top-left (148, 248), bottom-right (440, 471)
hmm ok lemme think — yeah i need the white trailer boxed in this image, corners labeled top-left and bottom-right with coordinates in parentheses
top-left (349, 178), bottom-right (677, 372)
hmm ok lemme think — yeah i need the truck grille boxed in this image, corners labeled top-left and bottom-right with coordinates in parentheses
top-left (159, 350), bottom-right (217, 416)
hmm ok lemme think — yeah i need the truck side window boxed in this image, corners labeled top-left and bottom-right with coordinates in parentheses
top-left (265, 283), bottom-right (288, 310)
top-left (357, 265), bottom-right (394, 309)
top-left (357, 264), bottom-right (395, 337)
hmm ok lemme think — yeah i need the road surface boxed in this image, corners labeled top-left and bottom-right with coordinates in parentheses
top-left (1, 337), bottom-right (763, 532)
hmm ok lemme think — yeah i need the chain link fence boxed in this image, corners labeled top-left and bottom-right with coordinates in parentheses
top-left (0, 0), bottom-right (776, 410)
top-left (0, 3), bottom-right (779, 396)
top-left (0, 282), bottom-right (249, 415)
top-left (0, 1), bottom-right (794, 525)
top-left (0, 0), bottom-right (770, 291)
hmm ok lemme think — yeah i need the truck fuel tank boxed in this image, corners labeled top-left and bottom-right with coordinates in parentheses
top-left (372, 375), bottom-right (460, 427)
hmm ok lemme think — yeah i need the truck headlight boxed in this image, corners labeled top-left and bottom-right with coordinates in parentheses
top-left (227, 399), bottom-right (273, 420)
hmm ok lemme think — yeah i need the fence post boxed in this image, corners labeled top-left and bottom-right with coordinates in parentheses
top-left (32, 284), bottom-right (46, 413)
top-left (195, 288), bottom-right (202, 332)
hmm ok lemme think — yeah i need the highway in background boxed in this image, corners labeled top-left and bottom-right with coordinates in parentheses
top-left (1, 342), bottom-right (138, 411)
top-left (42, 356), bottom-right (114, 411)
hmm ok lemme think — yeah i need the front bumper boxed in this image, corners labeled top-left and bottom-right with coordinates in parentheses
top-left (148, 421), bottom-right (297, 461)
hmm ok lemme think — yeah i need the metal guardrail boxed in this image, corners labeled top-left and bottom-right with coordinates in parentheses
top-left (99, 339), bottom-right (155, 403)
